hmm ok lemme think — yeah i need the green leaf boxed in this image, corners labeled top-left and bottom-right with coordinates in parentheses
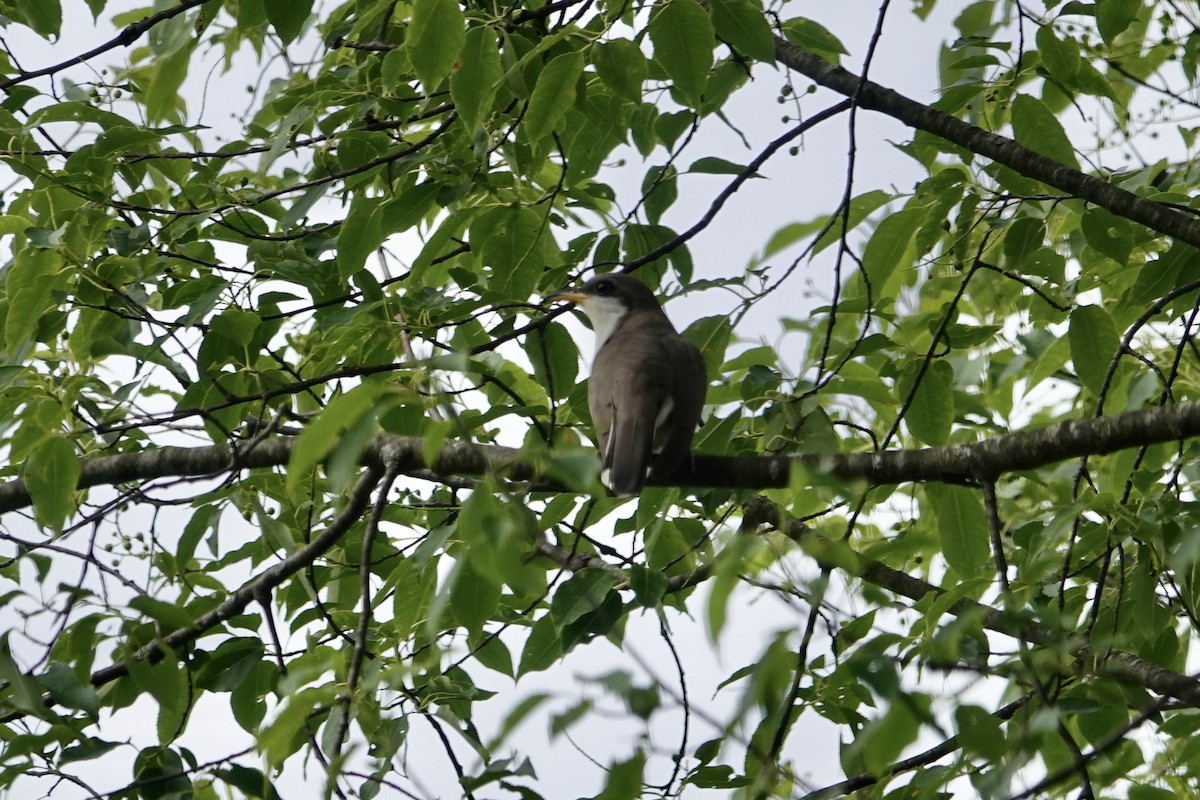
top-left (24, 435), bottom-right (79, 532)
top-left (263, 0), bottom-right (312, 42)
top-left (518, 614), bottom-right (563, 675)
top-left (593, 39), bottom-right (647, 103)
top-left (683, 315), bottom-right (732, 378)
top-left (14, 0), bottom-right (61, 37)
top-left (596, 751), bottom-right (646, 800)
top-left (1010, 94), bottom-right (1079, 169)
top-left (451, 26), bottom-right (503, 131)
top-left (1069, 304), bottom-right (1121, 395)
top-left (1096, 0), bottom-right (1140, 45)
top-left (551, 569), bottom-right (619, 629)
top-left (133, 747), bottom-right (193, 799)
top-left (528, 321), bottom-right (578, 400)
top-left (449, 560), bottom-right (501, 635)
top-left (212, 765), bottom-right (281, 800)
top-left (406, 0), bottom-right (466, 90)
top-left (1080, 207), bottom-right (1134, 264)
top-left (709, 0), bottom-right (774, 63)
top-left (0, 634), bottom-right (57, 721)
top-left (337, 196), bottom-right (385, 279)
top-left (1036, 25), bottom-right (1079, 83)
top-left (642, 164), bottom-right (678, 225)
top-left (130, 594), bottom-right (197, 631)
top-left (471, 205), bottom-right (548, 299)
top-left (780, 17), bottom-right (847, 64)
top-left (285, 383), bottom-right (385, 499)
top-left (1002, 216), bottom-right (1045, 266)
top-left (524, 51), bottom-right (585, 144)
top-left (861, 207), bottom-right (922, 290)
top-left (628, 565), bottom-right (668, 608)
top-left (38, 663), bottom-right (101, 718)
top-left (925, 483), bottom-right (989, 577)
top-left (196, 638), bottom-right (265, 693)
top-left (898, 360), bottom-right (954, 446)
top-left (145, 47), bottom-right (192, 124)
top-left (649, 0), bottom-right (714, 108)
top-left (955, 705), bottom-right (1007, 760)
top-left (4, 248), bottom-right (59, 348)
top-left (687, 156), bottom-right (749, 175)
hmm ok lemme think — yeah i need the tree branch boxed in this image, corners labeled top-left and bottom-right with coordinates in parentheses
top-left (87, 464), bottom-right (384, 687)
top-left (774, 39), bottom-right (1200, 249)
top-left (4, 401), bottom-right (1200, 514)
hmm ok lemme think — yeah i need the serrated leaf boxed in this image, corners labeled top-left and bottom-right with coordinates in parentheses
top-left (451, 26), bottom-right (503, 131)
top-left (1036, 25), bottom-right (1079, 82)
top-left (649, 0), bottom-right (714, 107)
top-left (1011, 94), bottom-right (1079, 169)
top-left (861, 207), bottom-right (922, 290)
top-left (1096, 0), bottom-right (1140, 45)
top-left (14, 0), bottom-right (61, 37)
top-left (709, 0), bottom-right (774, 63)
top-left (5, 248), bottom-right (59, 348)
top-left (263, 0), bottom-right (312, 43)
top-left (38, 663), bottom-right (101, 718)
top-left (1080, 207), bottom-right (1134, 264)
top-left (528, 321), bottom-right (578, 400)
top-left (448, 560), bottom-right (501, 635)
top-left (550, 569), bottom-right (618, 629)
top-left (24, 435), bottom-right (80, 532)
top-left (407, 0), bottom-right (466, 90)
top-left (0, 634), bottom-right (57, 721)
top-left (955, 705), bottom-right (1007, 760)
top-left (518, 615), bottom-right (562, 675)
top-left (471, 205), bottom-right (547, 299)
top-left (593, 39), bottom-right (647, 103)
top-left (285, 383), bottom-right (385, 499)
top-left (1069, 304), bottom-right (1120, 395)
top-left (596, 751), bottom-right (645, 800)
top-left (926, 483), bottom-right (989, 577)
top-left (524, 51), bottom-right (585, 144)
top-left (898, 360), bottom-right (954, 446)
top-left (780, 17), bottom-right (847, 64)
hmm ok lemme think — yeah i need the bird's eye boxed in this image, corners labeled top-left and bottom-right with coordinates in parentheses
top-left (595, 279), bottom-right (614, 295)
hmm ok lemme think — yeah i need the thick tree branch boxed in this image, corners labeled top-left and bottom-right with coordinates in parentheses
top-left (3, 401), bottom-right (1200, 514)
top-left (87, 464), bottom-right (384, 687)
top-left (774, 40), bottom-right (1200, 249)
top-left (0, 0), bottom-right (211, 90)
top-left (741, 499), bottom-right (1200, 706)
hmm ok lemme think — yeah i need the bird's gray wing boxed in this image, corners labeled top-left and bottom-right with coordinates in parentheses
top-left (648, 334), bottom-right (706, 483)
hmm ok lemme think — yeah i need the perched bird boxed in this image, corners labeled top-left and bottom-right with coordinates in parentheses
top-left (548, 273), bottom-right (706, 496)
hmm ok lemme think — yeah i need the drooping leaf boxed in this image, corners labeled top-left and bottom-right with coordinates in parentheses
top-left (263, 0), bottom-right (313, 43)
top-left (593, 38), bottom-right (647, 103)
top-left (451, 26), bottom-right (504, 131)
top-left (709, 0), bottom-right (774, 63)
top-left (406, 0), bottom-right (466, 90)
top-left (926, 483), bottom-right (989, 577)
top-left (649, 0), bottom-right (715, 108)
top-left (24, 435), bottom-right (80, 533)
top-left (1069, 304), bottom-right (1121, 395)
top-left (524, 50), bottom-right (585, 144)
top-left (1010, 94), bottom-right (1079, 169)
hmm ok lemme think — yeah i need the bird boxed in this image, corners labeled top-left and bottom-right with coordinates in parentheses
top-left (548, 273), bottom-right (706, 496)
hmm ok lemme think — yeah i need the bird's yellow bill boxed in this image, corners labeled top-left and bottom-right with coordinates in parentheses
top-left (548, 290), bottom-right (588, 304)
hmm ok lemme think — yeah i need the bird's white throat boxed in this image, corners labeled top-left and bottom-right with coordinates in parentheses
top-left (578, 295), bottom-right (629, 359)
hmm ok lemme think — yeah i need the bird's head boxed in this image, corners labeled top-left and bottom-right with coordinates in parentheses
top-left (547, 274), bottom-right (663, 352)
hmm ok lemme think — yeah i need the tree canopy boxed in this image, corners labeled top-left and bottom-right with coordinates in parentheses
top-left (4, 0), bottom-right (1200, 797)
